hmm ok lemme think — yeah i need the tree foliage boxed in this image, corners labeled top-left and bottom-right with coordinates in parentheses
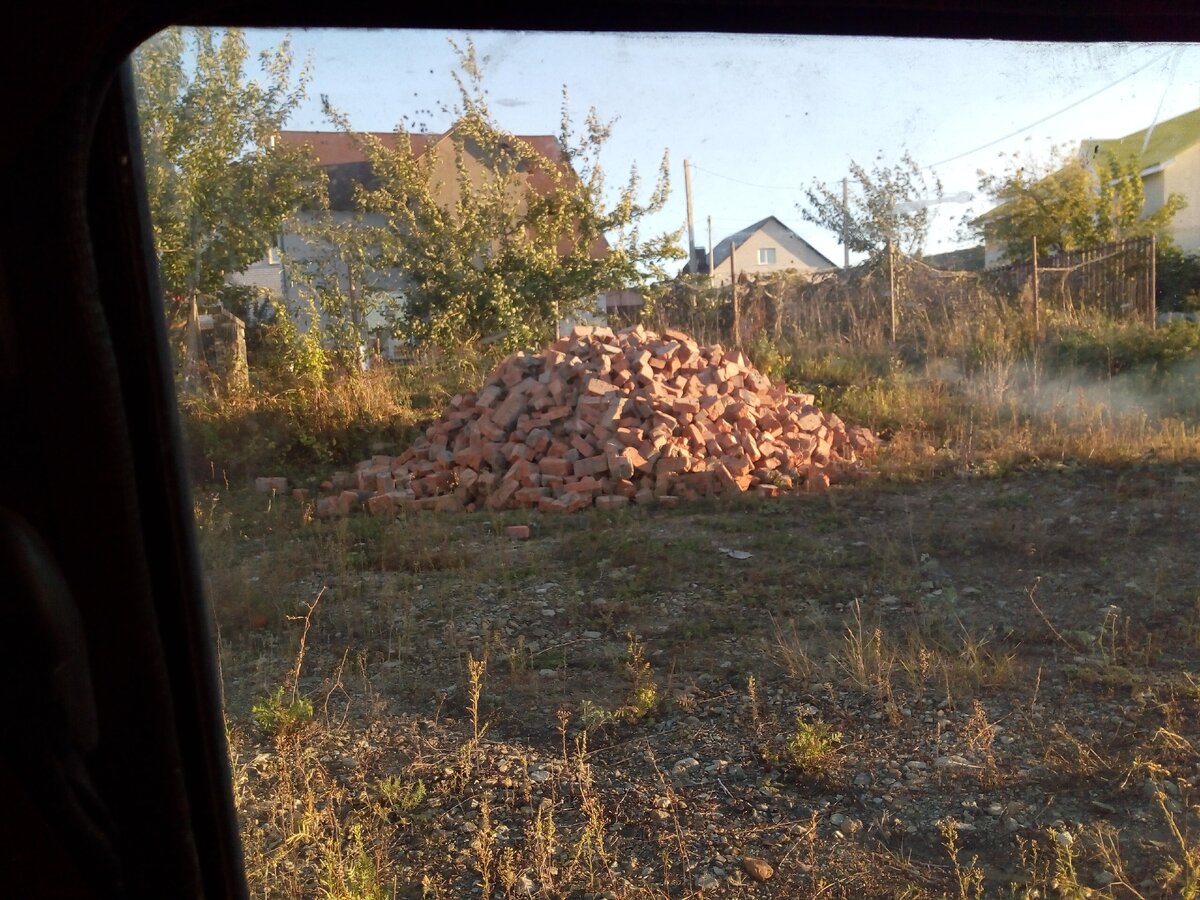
top-left (132, 27), bottom-right (320, 313)
top-left (976, 148), bottom-right (1186, 263)
top-left (799, 152), bottom-right (942, 263)
top-left (315, 40), bottom-right (683, 353)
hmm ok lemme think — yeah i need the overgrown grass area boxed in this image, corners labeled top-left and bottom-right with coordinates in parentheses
top-left (191, 310), bottom-right (1200, 897)
top-left (751, 311), bottom-right (1200, 477)
top-left (180, 342), bottom-right (504, 480)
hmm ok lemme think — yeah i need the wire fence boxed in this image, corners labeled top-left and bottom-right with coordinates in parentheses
top-left (649, 235), bottom-right (1157, 349)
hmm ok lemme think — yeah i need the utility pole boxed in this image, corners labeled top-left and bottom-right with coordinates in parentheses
top-left (842, 176), bottom-right (850, 269)
top-left (684, 159), bottom-right (697, 274)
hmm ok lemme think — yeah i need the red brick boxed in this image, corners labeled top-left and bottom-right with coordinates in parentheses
top-left (336, 490), bottom-right (360, 516)
top-left (794, 409), bottom-right (823, 432)
top-left (366, 494), bottom-right (395, 516)
top-left (563, 491), bottom-right (593, 513)
top-left (538, 495), bottom-right (570, 513)
top-left (453, 446), bottom-right (484, 470)
top-left (656, 455), bottom-right (689, 476)
top-left (569, 476), bottom-right (605, 494)
top-left (804, 467), bottom-right (831, 492)
top-left (607, 451), bottom-right (635, 480)
top-left (538, 457), bottom-right (571, 477)
top-left (595, 494), bottom-right (630, 510)
top-left (573, 455), bottom-right (610, 477)
top-left (514, 486), bottom-right (549, 505)
top-left (708, 463), bottom-right (736, 494)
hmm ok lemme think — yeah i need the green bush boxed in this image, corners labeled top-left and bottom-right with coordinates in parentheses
top-left (251, 686), bottom-right (313, 736)
top-left (1044, 316), bottom-right (1200, 376)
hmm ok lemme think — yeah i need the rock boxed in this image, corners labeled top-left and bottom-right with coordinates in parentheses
top-left (672, 757), bottom-right (700, 776)
top-left (694, 872), bottom-right (720, 891)
top-left (741, 856), bottom-right (774, 882)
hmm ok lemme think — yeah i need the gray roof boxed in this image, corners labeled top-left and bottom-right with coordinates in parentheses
top-left (710, 216), bottom-right (837, 271)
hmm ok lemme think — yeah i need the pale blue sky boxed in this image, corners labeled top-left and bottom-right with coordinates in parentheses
top-left (244, 29), bottom-right (1200, 264)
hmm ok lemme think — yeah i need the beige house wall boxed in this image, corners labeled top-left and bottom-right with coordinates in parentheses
top-left (424, 136), bottom-right (535, 218)
top-left (1160, 142), bottom-right (1200, 252)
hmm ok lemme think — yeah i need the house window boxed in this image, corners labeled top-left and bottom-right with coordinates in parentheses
top-left (758, 247), bottom-right (776, 265)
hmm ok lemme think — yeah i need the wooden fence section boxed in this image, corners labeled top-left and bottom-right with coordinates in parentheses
top-left (983, 235), bottom-right (1156, 326)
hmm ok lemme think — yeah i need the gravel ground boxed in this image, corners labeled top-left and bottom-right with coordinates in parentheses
top-left (209, 460), bottom-right (1200, 898)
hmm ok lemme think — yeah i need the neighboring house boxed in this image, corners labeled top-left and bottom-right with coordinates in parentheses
top-left (978, 106), bottom-right (1200, 267)
top-left (677, 247), bottom-right (710, 277)
top-left (228, 126), bottom-right (608, 352)
top-left (707, 216), bottom-right (838, 286)
top-left (1082, 106), bottom-right (1200, 252)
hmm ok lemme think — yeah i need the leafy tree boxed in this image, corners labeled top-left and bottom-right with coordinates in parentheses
top-left (132, 27), bottom-right (320, 328)
top-left (975, 148), bottom-right (1186, 263)
top-left (317, 40), bottom-right (683, 352)
top-left (287, 205), bottom-right (390, 374)
top-left (799, 152), bottom-right (942, 263)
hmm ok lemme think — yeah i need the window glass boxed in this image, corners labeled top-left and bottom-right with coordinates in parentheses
top-left (133, 28), bottom-right (1200, 897)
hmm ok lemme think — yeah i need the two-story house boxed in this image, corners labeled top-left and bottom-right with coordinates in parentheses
top-left (229, 126), bottom-right (609, 354)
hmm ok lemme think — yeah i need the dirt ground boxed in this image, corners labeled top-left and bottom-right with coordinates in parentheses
top-left (207, 460), bottom-right (1200, 898)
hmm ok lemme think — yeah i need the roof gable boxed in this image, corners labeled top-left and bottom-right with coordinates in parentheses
top-left (710, 216), bottom-right (837, 270)
top-left (1083, 106), bottom-right (1200, 172)
top-left (278, 128), bottom-right (570, 211)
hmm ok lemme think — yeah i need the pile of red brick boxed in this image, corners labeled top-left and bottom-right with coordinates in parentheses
top-left (316, 325), bottom-right (876, 517)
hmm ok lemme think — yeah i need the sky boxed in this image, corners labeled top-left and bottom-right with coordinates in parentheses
top-left (240, 29), bottom-right (1200, 266)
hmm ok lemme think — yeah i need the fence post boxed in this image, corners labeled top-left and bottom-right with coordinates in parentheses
top-left (888, 238), bottom-right (897, 343)
top-left (730, 240), bottom-right (741, 347)
top-left (1150, 235), bottom-right (1157, 328)
top-left (1032, 235), bottom-right (1040, 335)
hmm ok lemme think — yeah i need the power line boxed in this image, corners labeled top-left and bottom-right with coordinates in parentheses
top-left (928, 47), bottom-right (1178, 169)
top-left (692, 47), bottom-right (1180, 196)
top-left (690, 165), bottom-right (807, 191)
top-left (1142, 46), bottom-right (1185, 154)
